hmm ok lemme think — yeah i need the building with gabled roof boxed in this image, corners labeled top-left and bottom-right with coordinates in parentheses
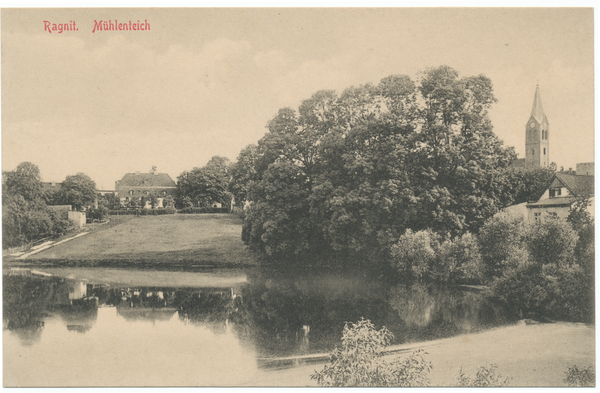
top-left (115, 171), bottom-right (176, 208)
top-left (526, 163), bottom-right (594, 223)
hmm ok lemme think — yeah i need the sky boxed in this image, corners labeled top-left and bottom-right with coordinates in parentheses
top-left (1, 7), bottom-right (594, 190)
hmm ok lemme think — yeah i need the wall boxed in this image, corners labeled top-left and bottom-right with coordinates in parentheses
top-left (68, 211), bottom-right (86, 228)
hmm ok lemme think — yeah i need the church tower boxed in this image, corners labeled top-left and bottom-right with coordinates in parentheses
top-left (525, 85), bottom-right (550, 167)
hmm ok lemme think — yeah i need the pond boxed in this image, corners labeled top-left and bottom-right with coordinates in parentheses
top-left (3, 266), bottom-right (511, 386)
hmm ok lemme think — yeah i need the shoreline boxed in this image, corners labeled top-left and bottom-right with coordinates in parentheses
top-left (246, 321), bottom-right (595, 387)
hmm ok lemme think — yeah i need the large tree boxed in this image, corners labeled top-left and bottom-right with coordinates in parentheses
top-left (59, 173), bottom-right (97, 211)
top-left (240, 66), bottom-right (518, 266)
top-left (229, 144), bottom-right (260, 207)
top-left (2, 161), bottom-right (43, 202)
top-left (176, 156), bottom-right (232, 209)
top-left (2, 162), bottom-right (71, 248)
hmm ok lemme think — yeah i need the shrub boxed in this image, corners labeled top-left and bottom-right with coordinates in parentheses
top-left (391, 230), bottom-right (484, 284)
top-left (311, 318), bottom-right (432, 387)
top-left (437, 232), bottom-right (484, 284)
top-left (177, 207), bottom-right (229, 214)
top-left (108, 208), bottom-right (177, 216)
top-left (527, 216), bottom-right (578, 268)
top-left (456, 364), bottom-right (511, 387)
top-left (478, 211), bottom-right (528, 279)
top-left (390, 229), bottom-right (438, 281)
top-left (564, 365), bottom-right (595, 387)
top-left (87, 206), bottom-right (109, 222)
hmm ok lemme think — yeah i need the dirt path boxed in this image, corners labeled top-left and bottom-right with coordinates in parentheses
top-left (246, 322), bottom-right (594, 387)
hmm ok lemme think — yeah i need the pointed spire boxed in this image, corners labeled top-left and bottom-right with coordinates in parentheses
top-left (530, 84), bottom-right (546, 123)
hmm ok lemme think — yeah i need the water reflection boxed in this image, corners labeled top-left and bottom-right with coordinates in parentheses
top-left (3, 268), bottom-right (511, 386)
top-left (387, 283), bottom-right (506, 342)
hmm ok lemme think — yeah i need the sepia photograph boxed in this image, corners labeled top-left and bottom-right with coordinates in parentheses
top-left (1, 6), bottom-right (595, 387)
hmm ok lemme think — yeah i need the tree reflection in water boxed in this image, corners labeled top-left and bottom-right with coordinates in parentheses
top-left (3, 270), bottom-right (510, 359)
top-left (388, 282), bottom-right (509, 342)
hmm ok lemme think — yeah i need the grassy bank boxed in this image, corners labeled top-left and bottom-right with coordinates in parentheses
top-left (10, 213), bottom-right (255, 266)
top-left (247, 322), bottom-right (595, 387)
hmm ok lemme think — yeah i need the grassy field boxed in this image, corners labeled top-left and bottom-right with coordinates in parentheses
top-left (18, 213), bottom-right (256, 266)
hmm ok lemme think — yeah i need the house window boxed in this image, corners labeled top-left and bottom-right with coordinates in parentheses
top-left (534, 212), bottom-right (541, 223)
top-left (532, 149), bottom-right (534, 156)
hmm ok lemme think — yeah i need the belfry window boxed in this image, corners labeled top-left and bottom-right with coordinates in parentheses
top-left (543, 148), bottom-right (546, 155)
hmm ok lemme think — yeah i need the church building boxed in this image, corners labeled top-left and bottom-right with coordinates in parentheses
top-left (512, 84), bottom-right (550, 168)
top-left (504, 85), bottom-right (594, 223)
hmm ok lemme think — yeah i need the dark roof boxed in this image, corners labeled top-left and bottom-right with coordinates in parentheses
top-left (527, 196), bottom-right (576, 208)
top-left (509, 158), bottom-right (526, 168)
top-left (41, 182), bottom-right (62, 192)
top-left (117, 173), bottom-right (176, 188)
top-left (554, 173), bottom-right (594, 196)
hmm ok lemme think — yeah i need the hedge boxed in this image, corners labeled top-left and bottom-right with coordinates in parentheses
top-left (177, 207), bottom-right (230, 214)
top-left (108, 207), bottom-right (230, 215)
top-left (109, 208), bottom-right (177, 216)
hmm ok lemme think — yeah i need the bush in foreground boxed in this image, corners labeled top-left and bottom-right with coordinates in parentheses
top-left (456, 364), bottom-right (511, 387)
top-left (564, 365), bottom-right (595, 387)
top-left (311, 319), bottom-right (432, 387)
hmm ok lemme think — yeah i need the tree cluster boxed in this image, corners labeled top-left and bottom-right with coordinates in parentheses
top-left (392, 209), bottom-right (594, 322)
top-left (232, 66), bottom-right (550, 266)
top-left (176, 156), bottom-right (232, 209)
top-left (3, 162), bottom-right (73, 248)
top-left (43, 172), bottom-right (98, 211)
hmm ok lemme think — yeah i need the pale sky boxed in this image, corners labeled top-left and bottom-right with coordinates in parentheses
top-left (1, 8), bottom-right (594, 190)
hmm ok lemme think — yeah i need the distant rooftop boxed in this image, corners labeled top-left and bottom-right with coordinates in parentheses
top-left (116, 172), bottom-right (176, 188)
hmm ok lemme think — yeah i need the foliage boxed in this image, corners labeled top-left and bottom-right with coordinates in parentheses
top-left (488, 215), bottom-right (593, 322)
top-left (149, 194), bottom-right (159, 209)
top-left (59, 172), bottom-right (97, 211)
top-left (391, 229), bottom-right (438, 281)
top-left (238, 66), bottom-right (518, 266)
top-left (108, 208), bottom-right (177, 215)
top-left (500, 165), bottom-right (556, 205)
top-left (229, 144), bottom-right (259, 206)
top-left (390, 229), bottom-right (483, 284)
top-left (564, 365), bottom-right (595, 387)
top-left (2, 161), bottom-right (43, 202)
top-left (177, 207), bottom-right (229, 214)
top-left (176, 156), bottom-right (232, 209)
top-left (2, 162), bottom-right (74, 248)
top-left (87, 206), bottom-right (109, 222)
top-left (162, 195), bottom-right (175, 209)
top-left (437, 232), bottom-right (484, 284)
top-left (127, 197), bottom-right (141, 209)
top-left (311, 319), bottom-right (432, 387)
top-left (567, 195), bottom-right (594, 231)
top-left (456, 364), bottom-right (511, 387)
top-left (527, 215), bottom-right (578, 268)
top-left (478, 211), bottom-right (529, 279)
top-left (97, 193), bottom-right (121, 210)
